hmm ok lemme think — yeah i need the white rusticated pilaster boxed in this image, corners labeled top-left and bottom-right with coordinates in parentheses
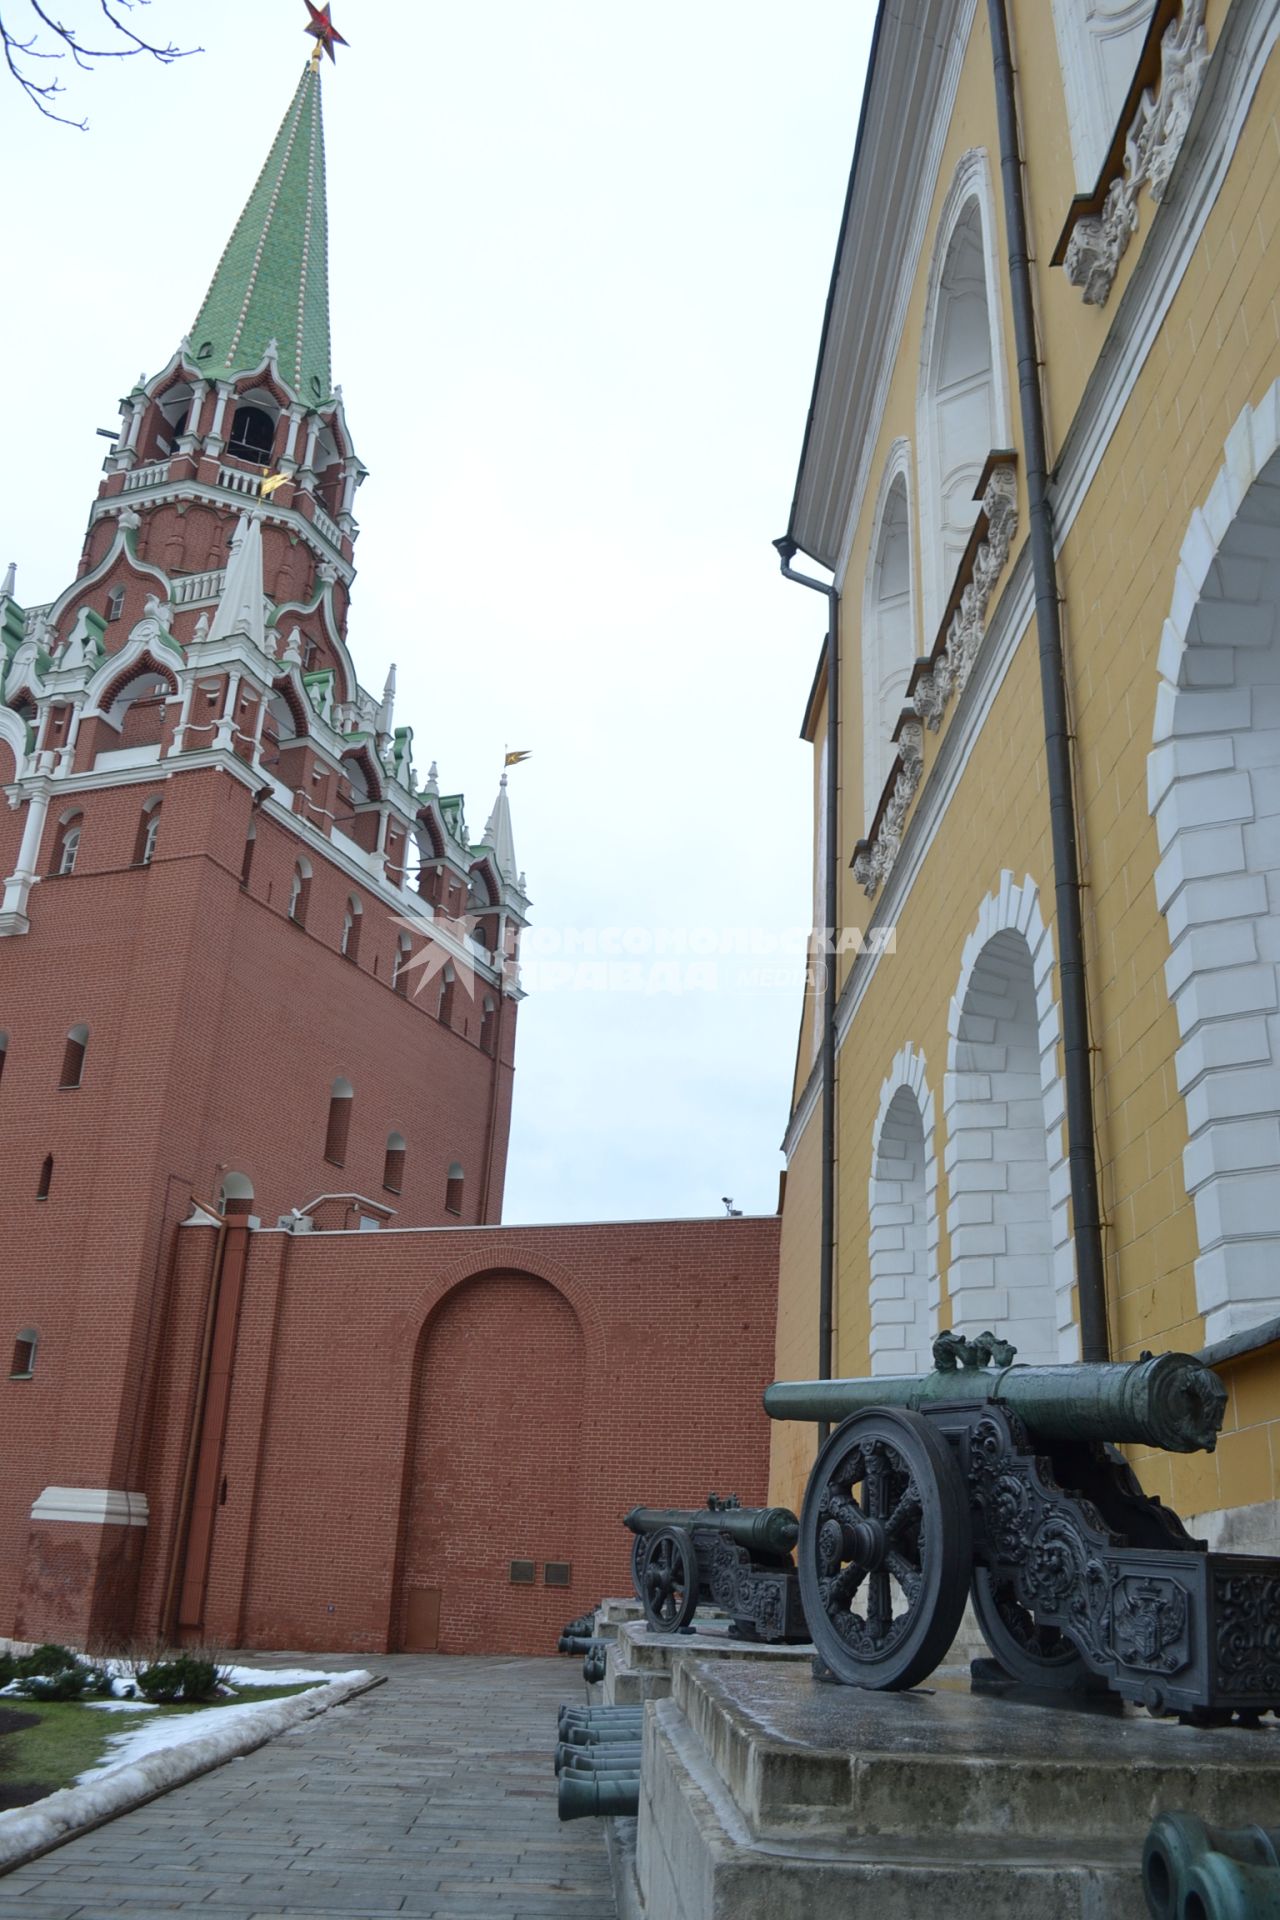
top-left (1148, 380), bottom-right (1280, 1343)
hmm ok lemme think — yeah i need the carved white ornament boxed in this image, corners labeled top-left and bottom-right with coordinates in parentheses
top-left (911, 463), bottom-right (1018, 734)
top-left (1063, 0), bottom-right (1210, 307)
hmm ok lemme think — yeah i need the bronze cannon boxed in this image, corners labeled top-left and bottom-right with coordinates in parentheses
top-left (623, 1494), bottom-right (808, 1642)
top-left (765, 1331), bottom-right (1280, 1721)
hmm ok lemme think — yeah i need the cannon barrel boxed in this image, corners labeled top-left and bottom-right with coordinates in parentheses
top-left (558, 1772), bottom-right (640, 1821)
top-left (558, 1746), bottom-right (642, 1773)
top-left (763, 1350), bottom-right (1226, 1454)
top-left (623, 1502), bottom-right (799, 1557)
top-left (564, 1721), bottom-right (643, 1746)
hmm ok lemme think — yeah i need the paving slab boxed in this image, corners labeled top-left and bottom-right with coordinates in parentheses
top-left (0, 1654), bottom-right (616, 1919)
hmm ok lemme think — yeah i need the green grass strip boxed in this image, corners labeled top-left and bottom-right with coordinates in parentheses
top-left (0, 1682), bottom-right (317, 1796)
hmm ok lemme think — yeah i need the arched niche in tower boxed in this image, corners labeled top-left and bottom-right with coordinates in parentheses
top-left (138, 377), bottom-right (197, 464)
top-left (226, 388), bottom-right (281, 466)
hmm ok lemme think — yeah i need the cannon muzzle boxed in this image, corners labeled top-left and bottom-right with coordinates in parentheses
top-left (563, 1721), bottom-right (644, 1746)
top-left (1143, 1813), bottom-right (1280, 1920)
top-left (557, 1634), bottom-right (596, 1654)
top-left (558, 1772), bottom-right (640, 1821)
top-left (764, 1348), bottom-right (1226, 1454)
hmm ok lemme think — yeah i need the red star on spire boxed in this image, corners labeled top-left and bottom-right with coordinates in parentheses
top-left (304, 2), bottom-right (348, 63)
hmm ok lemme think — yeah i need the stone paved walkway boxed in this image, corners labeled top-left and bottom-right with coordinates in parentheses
top-left (0, 1654), bottom-right (618, 1919)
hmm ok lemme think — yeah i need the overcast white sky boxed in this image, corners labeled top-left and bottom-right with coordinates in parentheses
top-left (0, 0), bottom-right (874, 1224)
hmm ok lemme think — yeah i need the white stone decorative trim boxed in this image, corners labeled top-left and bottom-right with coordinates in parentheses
top-left (1063, 0), bottom-right (1210, 305)
top-left (852, 720), bottom-right (924, 899)
top-left (868, 1045), bottom-right (940, 1374)
top-left (944, 875), bottom-right (1078, 1363)
top-left (915, 148), bottom-right (1014, 636)
top-left (912, 462), bottom-right (1019, 734)
top-left (29, 1487), bottom-right (150, 1528)
top-left (1148, 378), bottom-right (1280, 1344)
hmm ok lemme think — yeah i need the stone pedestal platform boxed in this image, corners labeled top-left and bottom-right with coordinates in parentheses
top-left (631, 1656), bottom-right (1280, 1920)
top-left (601, 1616), bottom-right (813, 1706)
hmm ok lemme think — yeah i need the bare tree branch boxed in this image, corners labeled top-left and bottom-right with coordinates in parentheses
top-left (1, 1), bottom-right (200, 127)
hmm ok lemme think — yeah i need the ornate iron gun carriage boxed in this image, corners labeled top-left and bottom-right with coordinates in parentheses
top-left (623, 1495), bottom-right (809, 1642)
top-left (765, 1332), bottom-right (1280, 1721)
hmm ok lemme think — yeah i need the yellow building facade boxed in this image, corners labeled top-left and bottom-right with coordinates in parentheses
top-left (771, 0), bottom-right (1280, 1545)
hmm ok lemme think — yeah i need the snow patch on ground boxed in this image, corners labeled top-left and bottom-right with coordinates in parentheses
top-left (0, 1669), bottom-right (376, 1872)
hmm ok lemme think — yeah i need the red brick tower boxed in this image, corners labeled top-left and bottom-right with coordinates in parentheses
top-left (0, 56), bottom-right (529, 1644)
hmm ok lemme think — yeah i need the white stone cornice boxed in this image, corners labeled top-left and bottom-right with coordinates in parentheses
top-left (30, 1487), bottom-right (149, 1528)
top-left (92, 479), bottom-right (354, 586)
top-left (792, 0), bottom-right (979, 574)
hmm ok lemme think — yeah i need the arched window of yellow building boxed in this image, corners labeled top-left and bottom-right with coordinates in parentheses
top-left (917, 156), bottom-right (1010, 637)
top-left (861, 451), bottom-right (916, 830)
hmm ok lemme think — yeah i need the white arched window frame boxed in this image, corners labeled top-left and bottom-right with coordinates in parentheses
top-left (861, 443), bottom-right (918, 829)
top-left (1051, 0), bottom-right (1157, 189)
top-left (916, 152), bottom-right (1012, 639)
top-left (868, 1045), bottom-right (940, 1375)
top-left (218, 1171), bottom-right (255, 1213)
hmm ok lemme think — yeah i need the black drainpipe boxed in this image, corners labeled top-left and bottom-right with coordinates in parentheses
top-left (773, 538), bottom-right (838, 1439)
top-left (988, 0), bottom-right (1109, 1361)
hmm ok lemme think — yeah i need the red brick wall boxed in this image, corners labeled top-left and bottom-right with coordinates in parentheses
top-left (130, 1216), bottom-right (781, 1657)
top-left (0, 764), bottom-right (514, 1642)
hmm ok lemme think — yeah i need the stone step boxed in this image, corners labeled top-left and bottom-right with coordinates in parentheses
top-left (624, 1656), bottom-right (1280, 1919)
top-left (672, 1655), bottom-right (1280, 1846)
top-left (637, 1696), bottom-right (1147, 1920)
top-left (603, 1614), bottom-right (813, 1706)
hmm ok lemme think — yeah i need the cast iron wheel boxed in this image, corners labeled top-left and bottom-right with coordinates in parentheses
top-left (970, 1568), bottom-right (1087, 1690)
top-left (798, 1407), bottom-right (971, 1689)
top-left (630, 1531), bottom-right (648, 1603)
top-left (641, 1526), bottom-right (698, 1633)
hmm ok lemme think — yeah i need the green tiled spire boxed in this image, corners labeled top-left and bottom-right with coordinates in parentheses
top-left (190, 63), bottom-right (332, 403)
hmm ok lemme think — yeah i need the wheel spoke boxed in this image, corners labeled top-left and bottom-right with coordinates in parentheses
top-left (883, 1481), bottom-right (921, 1541)
top-left (867, 1568), bottom-right (892, 1642)
top-left (886, 1548), bottom-right (921, 1604)
top-left (829, 1559), bottom-right (869, 1607)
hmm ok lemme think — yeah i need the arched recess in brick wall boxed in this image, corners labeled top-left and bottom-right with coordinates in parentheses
top-left (945, 876), bottom-right (1076, 1363)
top-left (868, 1045), bottom-right (939, 1375)
top-left (396, 1270), bottom-right (586, 1657)
top-left (1149, 382), bottom-right (1280, 1344)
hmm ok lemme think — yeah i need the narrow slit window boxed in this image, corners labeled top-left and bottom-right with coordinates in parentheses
top-left (383, 1132), bottom-right (406, 1195)
top-left (324, 1078), bottom-right (353, 1167)
top-left (445, 1162), bottom-right (464, 1216)
top-left (10, 1330), bottom-right (37, 1378)
top-left (36, 1155), bottom-right (53, 1201)
top-left (60, 1024), bottom-right (88, 1090)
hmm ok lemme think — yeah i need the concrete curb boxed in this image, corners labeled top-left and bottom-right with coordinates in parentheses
top-left (0, 1668), bottom-right (384, 1875)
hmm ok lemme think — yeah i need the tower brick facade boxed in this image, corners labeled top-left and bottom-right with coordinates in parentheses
top-left (1, 56), bottom-right (783, 1657)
